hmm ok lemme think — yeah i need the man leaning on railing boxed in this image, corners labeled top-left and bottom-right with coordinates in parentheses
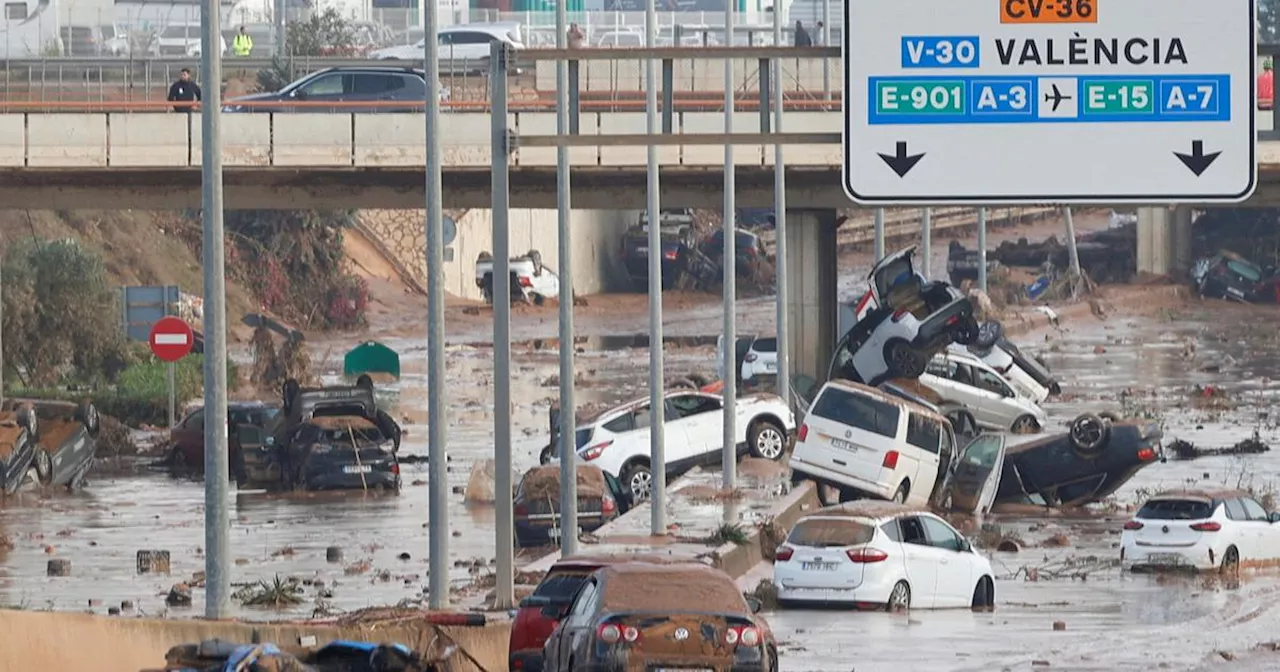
top-left (168, 68), bottom-right (202, 113)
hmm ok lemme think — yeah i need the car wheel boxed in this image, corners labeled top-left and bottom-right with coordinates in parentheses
top-left (1220, 546), bottom-right (1240, 576)
top-left (17, 405), bottom-right (37, 440)
top-left (623, 462), bottom-right (653, 502)
top-left (748, 420), bottom-right (787, 461)
top-left (75, 402), bottom-right (101, 437)
top-left (1011, 415), bottom-right (1040, 434)
top-left (1068, 413), bottom-right (1110, 457)
top-left (891, 482), bottom-right (909, 504)
top-left (886, 580), bottom-right (911, 612)
top-left (170, 446), bottom-right (189, 473)
top-left (974, 321), bottom-right (1004, 349)
top-left (884, 339), bottom-right (927, 379)
top-left (945, 409), bottom-right (978, 436)
top-left (34, 450), bottom-right (52, 485)
top-left (971, 576), bottom-right (995, 610)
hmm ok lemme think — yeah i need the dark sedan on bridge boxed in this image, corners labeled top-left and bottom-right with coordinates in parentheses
top-left (222, 66), bottom-right (448, 114)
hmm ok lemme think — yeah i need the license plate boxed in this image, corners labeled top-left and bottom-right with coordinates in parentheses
top-left (830, 437), bottom-right (857, 452)
top-left (343, 465), bottom-right (372, 474)
top-left (1228, 287), bottom-right (1245, 297)
top-left (765, 362), bottom-right (777, 371)
top-left (1147, 553), bottom-right (1184, 565)
top-left (636, 247), bottom-right (648, 255)
top-left (801, 561), bottom-right (838, 571)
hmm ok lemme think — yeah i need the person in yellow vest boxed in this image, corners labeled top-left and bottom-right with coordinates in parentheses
top-left (232, 26), bottom-right (253, 57)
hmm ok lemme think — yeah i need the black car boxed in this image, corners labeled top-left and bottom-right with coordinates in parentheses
top-left (620, 210), bottom-right (700, 291)
top-left (274, 377), bottom-right (403, 492)
top-left (513, 464), bottom-right (632, 548)
top-left (0, 405), bottom-right (39, 495)
top-left (700, 228), bottom-right (768, 275)
top-left (1192, 253), bottom-right (1280, 304)
top-left (222, 66), bottom-right (443, 113)
top-left (995, 414), bottom-right (1164, 507)
top-left (17, 399), bottom-right (101, 490)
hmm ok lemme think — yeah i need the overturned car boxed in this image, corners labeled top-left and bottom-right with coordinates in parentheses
top-left (0, 400), bottom-right (99, 494)
top-left (249, 377), bottom-right (403, 493)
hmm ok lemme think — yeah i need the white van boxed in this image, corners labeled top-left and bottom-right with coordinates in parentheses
top-left (789, 380), bottom-right (954, 507)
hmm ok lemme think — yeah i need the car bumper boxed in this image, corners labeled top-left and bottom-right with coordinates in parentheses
top-left (774, 564), bottom-right (897, 606)
top-left (789, 454), bottom-right (893, 500)
top-left (1123, 542), bottom-right (1219, 571)
top-left (303, 466), bottom-right (400, 491)
top-left (509, 650), bottom-right (544, 672)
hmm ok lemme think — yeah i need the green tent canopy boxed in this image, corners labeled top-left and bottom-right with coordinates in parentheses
top-left (344, 341), bottom-right (401, 380)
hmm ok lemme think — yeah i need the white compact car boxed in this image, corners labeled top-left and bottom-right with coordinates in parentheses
top-left (789, 380), bottom-right (956, 508)
top-left (718, 334), bottom-right (779, 384)
top-left (774, 502), bottom-right (995, 610)
top-left (921, 349), bottom-right (1048, 434)
top-left (371, 23), bottom-right (524, 74)
top-left (475, 250), bottom-right (560, 306)
top-left (1120, 489), bottom-right (1280, 573)
top-left (546, 389), bottom-right (795, 501)
top-left (827, 247), bottom-right (978, 387)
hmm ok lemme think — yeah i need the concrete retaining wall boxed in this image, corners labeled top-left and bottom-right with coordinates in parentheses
top-left (533, 57), bottom-right (835, 93)
top-left (359, 208), bottom-right (638, 300)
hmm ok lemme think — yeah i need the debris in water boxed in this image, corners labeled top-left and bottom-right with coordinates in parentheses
top-left (1169, 432), bottom-right (1270, 460)
top-left (166, 582), bottom-right (193, 607)
top-left (1053, 621), bottom-right (1066, 631)
top-left (46, 559), bottom-right (71, 577)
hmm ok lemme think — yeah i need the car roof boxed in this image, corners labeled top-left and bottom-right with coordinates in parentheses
top-left (803, 500), bottom-right (927, 522)
top-left (821, 379), bottom-right (947, 424)
top-left (581, 389), bottom-right (721, 427)
top-left (312, 66), bottom-right (424, 76)
top-left (1146, 488), bottom-right (1251, 503)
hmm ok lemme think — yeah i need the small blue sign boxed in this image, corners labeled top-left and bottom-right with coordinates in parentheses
top-left (900, 36), bottom-right (981, 69)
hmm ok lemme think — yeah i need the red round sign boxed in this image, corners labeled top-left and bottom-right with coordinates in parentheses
top-left (149, 316), bottom-right (194, 362)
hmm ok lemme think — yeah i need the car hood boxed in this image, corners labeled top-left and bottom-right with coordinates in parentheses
top-left (226, 91), bottom-right (284, 104)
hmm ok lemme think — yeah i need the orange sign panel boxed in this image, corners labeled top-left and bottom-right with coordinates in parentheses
top-left (1001, 0), bottom-right (1097, 23)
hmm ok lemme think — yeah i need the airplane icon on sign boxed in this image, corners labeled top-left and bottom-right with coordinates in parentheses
top-left (1043, 83), bottom-right (1073, 112)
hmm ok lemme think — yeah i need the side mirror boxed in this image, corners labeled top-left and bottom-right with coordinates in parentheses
top-left (1270, 512), bottom-right (1280, 524)
top-left (958, 539), bottom-right (973, 553)
top-left (745, 596), bottom-right (763, 614)
top-left (291, 89), bottom-right (306, 100)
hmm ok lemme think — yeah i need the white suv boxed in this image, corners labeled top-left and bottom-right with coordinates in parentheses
top-left (549, 390), bottom-right (795, 501)
top-left (789, 380), bottom-right (955, 507)
top-left (921, 350), bottom-right (1047, 434)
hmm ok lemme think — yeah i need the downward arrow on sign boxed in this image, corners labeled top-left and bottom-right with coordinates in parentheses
top-left (1173, 140), bottom-right (1222, 177)
top-left (877, 141), bottom-right (925, 178)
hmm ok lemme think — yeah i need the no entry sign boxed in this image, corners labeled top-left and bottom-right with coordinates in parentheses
top-left (149, 316), bottom-right (194, 362)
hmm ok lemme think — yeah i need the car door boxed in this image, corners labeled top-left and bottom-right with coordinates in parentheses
top-left (971, 366), bottom-right (1020, 429)
top-left (559, 578), bottom-right (603, 668)
top-left (902, 412), bottom-right (939, 506)
top-left (348, 73), bottom-right (399, 112)
top-left (1238, 496), bottom-right (1276, 559)
top-left (920, 515), bottom-right (974, 607)
top-left (292, 72), bottom-right (348, 112)
top-left (545, 578), bottom-right (598, 670)
top-left (896, 516), bottom-right (941, 608)
top-left (1222, 498), bottom-right (1256, 558)
top-left (664, 392), bottom-right (723, 466)
top-left (943, 433), bottom-right (1007, 515)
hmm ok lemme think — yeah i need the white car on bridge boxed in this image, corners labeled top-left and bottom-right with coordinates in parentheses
top-left (542, 389), bottom-right (795, 501)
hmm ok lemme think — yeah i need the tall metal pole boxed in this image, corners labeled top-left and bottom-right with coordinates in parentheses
top-left (977, 207), bottom-right (989, 292)
top-left (424, 0), bottom-right (450, 610)
top-left (645, 0), bottom-right (667, 535)
top-left (921, 208), bottom-right (932, 279)
top-left (489, 41), bottom-right (514, 611)
top-left (555, 0), bottom-right (579, 558)
top-left (167, 362), bottom-right (176, 429)
top-left (722, 2), bottom-right (737, 491)
top-left (874, 208), bottom-right (885, 260)
top-left (273, 0), bottom-right (286, 57)
top-left (199, 0), bottom-right (230, 620)
top-left (1063, 207), bottom-right (1081, 278)
top-left (772, 8), bottom-right (788, 406)
top-left (821, 0), bottom-right (831, 100)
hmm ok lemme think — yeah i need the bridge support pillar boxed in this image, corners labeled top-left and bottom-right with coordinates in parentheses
top-left (784, 209), bottom-right (839, 386)
top-left (1137, 206), bottom-right (1194, 276)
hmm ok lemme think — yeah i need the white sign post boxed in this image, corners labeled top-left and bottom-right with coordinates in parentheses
top-left (842, 0), bottom-right (1257, 204)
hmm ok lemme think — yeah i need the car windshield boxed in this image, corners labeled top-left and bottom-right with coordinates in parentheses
top-left (1227, 259), bottom-right (1262, 282)
top-left (1138, 499), bottom-right (1214, 520)
top-left (787, 518), bottom-right (874, 547)
top-left (534, 569), bottom-right (593, 603)
top-left (874, 257), bottom-right (915, 300)
top-left (810, 387), bottom-right (901, 437)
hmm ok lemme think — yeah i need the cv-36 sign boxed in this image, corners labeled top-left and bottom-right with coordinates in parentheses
top-left (842, 0), bottom-right (1257, 205)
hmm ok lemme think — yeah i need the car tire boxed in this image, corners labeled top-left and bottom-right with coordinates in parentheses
top-left (34, 449), bottom-right (52, 485)
top-left (1069, 413), bottom-right (1110, 457)
top-left (891, 482), bottom-right (909, 504)
top-left (356, 374), bottom-right (374, 390)
top-left (539, 444), bottom-right (554, 465)
top-left (17, 405), bottom-right (37, 440)
top-left (1011, 415), bottom-right (1040, 434)
top-left (1220, 546), bottom-right (1240, 576)
top-left (75, 401), bottom-right (101, 437)
top-left (884, 339), bottom-right (928, 379)
top-left (971, 576), bottom-right (995, 610)
top-left (974, 321), bottom-right (1004, 349)
top-left (886, 580), bottom-right (911, 612)
top-left (1099, 411), bottom-right (1121, 423)
top-left (622, 462), bottom-right (653, 502)
top-left (945, 409), bottom-right (978, 437)
top-left (748, 420), bottom-right (787, 461)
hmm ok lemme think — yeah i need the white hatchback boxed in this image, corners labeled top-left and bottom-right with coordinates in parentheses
top-left (921, 349), bottom-right (1048, 434)
top-left (1120, 489), bottom-right (1280, 573)
top-left (774, 502), bottom-right (995, 610)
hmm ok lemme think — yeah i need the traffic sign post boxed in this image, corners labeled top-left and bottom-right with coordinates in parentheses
top-left (843, 0), bottom-right (1257, 204)
top-left (149, 316), bottom-right (194, 429)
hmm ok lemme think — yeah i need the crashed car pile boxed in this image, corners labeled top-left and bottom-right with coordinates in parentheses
top-left (788, 246), bottom-right (1165, 516)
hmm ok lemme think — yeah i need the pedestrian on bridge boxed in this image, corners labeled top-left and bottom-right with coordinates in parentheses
top-left (793, 20), bottom-right (812, 47)
top-left (167, 68), bottom-right (202, 113)
top-left (233, 26), bottom-right (254, 57)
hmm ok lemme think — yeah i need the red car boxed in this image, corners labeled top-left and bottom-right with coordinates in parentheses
top-left (168, 401), bottom-right (282, 480)
top-left (508, 554), bottom-right (677, 672)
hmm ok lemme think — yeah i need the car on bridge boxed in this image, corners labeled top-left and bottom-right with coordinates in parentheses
top-left (221, 66), bottom-right (449, 114)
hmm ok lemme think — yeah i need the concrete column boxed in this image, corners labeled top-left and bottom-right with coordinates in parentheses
top-left (785, 209), bottom-right (839, 386)
top-left (1171, 205), bottom-right (1194, 274)
top-left (1136, 206), bottom-right (1173, 276)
